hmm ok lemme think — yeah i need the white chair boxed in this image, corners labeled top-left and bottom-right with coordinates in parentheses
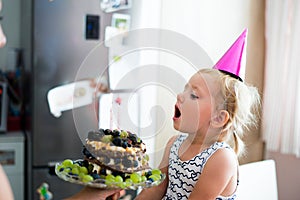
top-left (237, 159), bottom-right (278, 200)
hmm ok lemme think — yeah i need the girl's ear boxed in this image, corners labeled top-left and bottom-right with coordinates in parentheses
top-left (210, 110), bottom-right (229, 128)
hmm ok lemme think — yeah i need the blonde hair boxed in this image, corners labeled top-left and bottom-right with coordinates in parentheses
top-left (199, 68), bottom-right (261, 157)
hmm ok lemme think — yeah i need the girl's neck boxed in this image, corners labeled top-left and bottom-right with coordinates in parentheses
top-left (186, 130), bottom-right (219, 147)
top-left (179, 132), bottom-right (219, 161)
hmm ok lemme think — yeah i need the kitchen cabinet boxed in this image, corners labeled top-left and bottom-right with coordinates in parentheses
top-left (0, 132), bottom-right (24, 200)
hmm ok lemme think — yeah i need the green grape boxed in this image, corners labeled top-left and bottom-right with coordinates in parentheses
top-left (125, 178), bottom-right (133, 187)
top-left (130, 172), bottom-right (142, 184)
top-left (105, 179), bottom-right (114, 186)
top-left (88, 164), bottom-right (94, 173)
top-left (149, 174), bottom-right (160, 181)
top-left (115, 175), bottom-right (123, 183)
top-left (120, 131), bottom-right (128, 138)
top-left (79, 172), bottom-right (85, 179)
top-left (101, 135), bottom-right (113, 143)
top-left (105, 175), bottom-right (115, 186)
top-left (82, 175), bottom-right (94, 183)
top-left (79, 166), bottom-right (88, 174)
top-left (151, 169), bottom-right (162, 175)
top-left (142, 159), bottom-right (147, 165)
top-left (144, 154), bottom-right (149, 161)
top-left (72, 163), bottom-right (80, 169)
top-left (141, 175), bottom-right (147, 182)
top-left (116, 182), bottom-right (126, 189)
top-left (125, 178), bottom-right (133, 183)
top-left (57, 164), bottom-right (64, 171)
top-left (71, 167), bottom-right (79, 175)
top-left (63, 167), bottom-right (71, 173)
top-left (62, 159), bottom-right (73, 167)
top-left (100, 174), bottom-right (106, 179)
top-left (106, 174), bottom-right (115, 181)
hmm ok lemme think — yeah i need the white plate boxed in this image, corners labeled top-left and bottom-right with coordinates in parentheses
top-left (55, 160), bottom-right (165, 190)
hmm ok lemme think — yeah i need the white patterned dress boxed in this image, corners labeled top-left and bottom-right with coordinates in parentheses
top-left (163, 134), bottom-right (238, 200)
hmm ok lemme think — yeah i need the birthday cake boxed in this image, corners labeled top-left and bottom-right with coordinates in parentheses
top-left (83, 128), bottom-right (149, 173)
top-left (56, 129), bottom-right (163, 189)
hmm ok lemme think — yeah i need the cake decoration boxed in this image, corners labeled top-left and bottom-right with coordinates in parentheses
top-left (55, 128), bottom-right (164, 189)
top-left (115, 97), bottom-right (122, 105)
top-left (37, 183), bottom-right (53, 200)
top-left (114, 97), bottom-right (122, 129)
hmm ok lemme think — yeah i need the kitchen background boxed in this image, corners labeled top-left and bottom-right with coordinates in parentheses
top-left (0, 0), bottom-right (299, 200)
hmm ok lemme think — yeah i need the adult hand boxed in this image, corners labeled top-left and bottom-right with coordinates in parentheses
top-left (90, 77), bottom-right (109, 94)
top-left (64, 187), bottom-right (125, 200)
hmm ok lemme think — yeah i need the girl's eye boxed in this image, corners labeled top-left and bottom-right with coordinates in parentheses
top-left (190, 93), bottom-right (199, 99)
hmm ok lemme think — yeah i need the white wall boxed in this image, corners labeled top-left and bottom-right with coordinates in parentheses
top-left (160, 0), bottom-right (251, 63)
top-left (0, 0), bottom-right (21, 71)
top-left (127, 0), bottom-right (162, 168)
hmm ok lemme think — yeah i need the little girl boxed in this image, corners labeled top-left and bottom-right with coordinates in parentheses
top-left (135, 29), bottom-right (261, 200)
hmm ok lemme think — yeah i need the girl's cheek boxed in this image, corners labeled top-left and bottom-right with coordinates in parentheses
top-left (188, 107), bottom-right (200, 121)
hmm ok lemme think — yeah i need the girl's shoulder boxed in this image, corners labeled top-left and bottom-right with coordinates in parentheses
top-left (210, 142), bottom-right (237, 162)
top-left (198, 142), bottom-right (238, 175)
top-left (205, 142), bottom-right (238, 175)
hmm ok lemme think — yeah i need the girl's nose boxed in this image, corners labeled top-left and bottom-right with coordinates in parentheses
top-left (177, 93), bottom-right (184, 102)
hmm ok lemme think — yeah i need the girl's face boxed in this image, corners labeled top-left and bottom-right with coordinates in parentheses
top-left (173, 72), bottom-right (217, 134)
top-left (0, 0), bottom-right (6, 48)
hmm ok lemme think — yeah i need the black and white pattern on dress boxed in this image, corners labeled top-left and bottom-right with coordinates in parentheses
top-left (163, 134), bottom-right (238, 200)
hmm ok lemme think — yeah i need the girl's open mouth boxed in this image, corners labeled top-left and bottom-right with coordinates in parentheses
top-left (174, 104), bottom-right (181, 119)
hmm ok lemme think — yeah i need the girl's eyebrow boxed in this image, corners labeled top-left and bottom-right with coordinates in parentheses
top-left (191, 84), bottom-right (202, 94)
top-left (185, 83), bottom-right (204, 95)
top-left (184, 83), bottom-right (200, 92)
top-left (184, 84), bottom-right (196, 92)
top-left (184, 84), bottom-right (189, 90)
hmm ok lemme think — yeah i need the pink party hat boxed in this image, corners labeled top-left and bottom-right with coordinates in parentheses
top-left (213, 28), bottom-right (248, 82)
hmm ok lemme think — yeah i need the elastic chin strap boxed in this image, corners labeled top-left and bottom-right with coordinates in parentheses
top-left (219, 70), bottom-right (243, 82)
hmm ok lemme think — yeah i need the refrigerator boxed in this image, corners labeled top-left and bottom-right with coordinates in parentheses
top-left (26, 0), bottom-right (126, 199)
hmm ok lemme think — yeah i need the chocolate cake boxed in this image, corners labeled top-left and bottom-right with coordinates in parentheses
top-left (83, 129), bottom-right (149, 173)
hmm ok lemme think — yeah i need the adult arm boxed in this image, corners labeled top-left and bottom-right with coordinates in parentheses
top-left (64, 187), bottom-right (125, 200)
top-left (0, 165), bottom-right (14, 200)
